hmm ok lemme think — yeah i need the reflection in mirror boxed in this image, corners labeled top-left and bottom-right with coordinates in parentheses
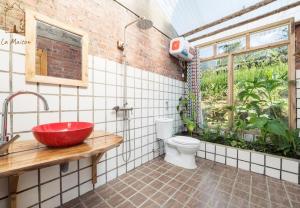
top-left (35, 20), bottom-right (82, 80)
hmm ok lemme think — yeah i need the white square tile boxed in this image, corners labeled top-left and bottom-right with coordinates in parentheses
top-left (97, 161), bottom-right (106, 175)
top-left (251, 152), bottom-right (264, 165)
top-left (94, 83), bottom-right (106, 97)
top-left (12, 33), bottom-right (26, 53)
top-left (265, 167), bottom-right (280, 179)
top-left (94, 56), bottom-right (105, 70)
top-left (40, 95), bottom-right (59, 111)
top-left (79, 111), bottom-right (93, 122)
top-left (227, 148), bottom-right (237, 158)
top-left (40, 112), bottom-right (59, 124)
top-left (106, 60), bottom-right (116, 74)
top-left (282, 171), bottom-right (298, 184)
top-left (238, 160), bottom-right (250, 171)
top-left (94, 97), bottom-right (106, 110)
top-left (16, 187), bottom-right (39, 208)
top-left (13, 94), bottom-right (37, 112)
top-left (61, 86), bottom-right (77, 95)
top-left (94, 70), bottom-right (105, 84)
top-left (61, 96), bottom-right (77, 111)
top-left (0, 72), bottom-right (10, 92)
top-left (197, 151), bottom-right (205, 158)
top-left (216, 155), bottom-right (225, 164)
top-left (94, 110), bottom-right (105, 123)
top-left (41, 195), bottom-right (60, 208)
top-left (39, 84), bottom-right (59, 95)
top-left (0, 51), bottom-right (9, 71)
top-left (62, 187), bottom-right (78, 204)
top-left (106, 72), bottom-right (116, 85)
top-left (80, 181), bottom-right (93, 195)
top-left (282, 159), bottom-right (299, 174)
top-left (12, 73), bottom-right (37, 92)
top-left (79, 84), bottom-right (93, 96)
top-left (41, 179), bottom-right (60, 201)
top-left (107, 169), bottom-right (117, 182)
top-left (88, 55), bottom-right (93, 68)
top-left (206, 143), bottom-right (215, 153)
top-left (79, 96), bottom-right (93, 110)
top-left (62, 172), bottom-right (78, 191)
top-left (266, 155), bottom-right (280, 169)
top-left (238, 150), bottom-right (250, 161)
top-left (62, 161), bottom-right (78, 176)
top-left (40, 165), bottom-right (60, 183)
top-left (206, 153), bottom-right (214, 161)
top-left (61, 111), bottom-right (77, 122)
top-left (199, 141), bottom-right (205, 151)
top-left (12, 53), bottom-right (25, 73)
top-left (251, 164), bottom-right (264, 174)
top-left (79, 167), bottom-right (92, 183)
top-left (216, 145), bottom-right (225, 155)
top-left (79, 158), bottom-right (91, 169)
top-left (17, 170), bottom-right (38, 191)
top-left (227, 158), bottom-right (237, 167)
top-left (13, 113), bottom-right (37, 132)
top-left (107, 158), bottom-right (117, 171)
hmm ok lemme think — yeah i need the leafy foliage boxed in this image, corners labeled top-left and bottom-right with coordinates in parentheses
top-left (177, 92), bottom-right (198, 135)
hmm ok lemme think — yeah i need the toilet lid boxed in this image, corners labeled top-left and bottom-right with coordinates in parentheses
top-left (170, 136), bottom-right (200, 145)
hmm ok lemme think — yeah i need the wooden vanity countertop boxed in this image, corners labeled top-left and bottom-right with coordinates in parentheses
top-left (0, 131), bottom-right (123, 176)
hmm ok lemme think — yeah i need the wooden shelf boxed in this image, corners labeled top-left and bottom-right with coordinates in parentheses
top-left (0, 131), bottom-right (123, 208)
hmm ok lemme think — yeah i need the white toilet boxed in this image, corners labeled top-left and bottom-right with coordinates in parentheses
top-left (155, 118), bottom-right (200, 169)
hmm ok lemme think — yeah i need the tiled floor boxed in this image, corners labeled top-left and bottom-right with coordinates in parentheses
top-left (62, 157), bottom-right (300, 208)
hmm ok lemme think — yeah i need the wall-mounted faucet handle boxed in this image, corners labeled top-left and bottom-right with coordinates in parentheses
top-left (0, 134), bottom-right (20, 156)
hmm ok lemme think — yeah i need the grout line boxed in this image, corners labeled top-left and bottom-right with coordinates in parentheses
top-left (283, 181), bottom-right (294, 208)
top-left (226, 168), bottom-right (239, 208)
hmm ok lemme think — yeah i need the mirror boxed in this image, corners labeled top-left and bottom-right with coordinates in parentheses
top-left (25, 10), bottom-right (88, 87)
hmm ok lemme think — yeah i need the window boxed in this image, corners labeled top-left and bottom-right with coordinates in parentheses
top-left (200, 58), bottom-right (229, 128)
top-left (217, 37), bottom-right (246, 54)
top-left (233, 46), bottom-right (289, 129)
top-left (250, 25), bottom-right (289, 47)
top-left (198, 45), bottom-right (214, 58)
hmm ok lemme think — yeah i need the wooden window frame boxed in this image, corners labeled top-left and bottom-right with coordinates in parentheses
top-left (197, 18), bottom-right (296, 129)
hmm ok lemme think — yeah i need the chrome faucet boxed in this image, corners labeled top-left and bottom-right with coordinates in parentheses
top-left (0, 91), bottom-right (49, 156)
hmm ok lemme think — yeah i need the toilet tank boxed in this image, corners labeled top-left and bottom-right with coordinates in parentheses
top-left (155, 118), bottom-right (173, 140)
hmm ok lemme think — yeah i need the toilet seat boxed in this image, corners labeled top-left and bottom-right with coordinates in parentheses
top-left (167, 136), bottom-right (200, 148)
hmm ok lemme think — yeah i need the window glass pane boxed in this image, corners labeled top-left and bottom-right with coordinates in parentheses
top-left (217, 37), bottom-right (246, 54)
top-left (250, 25), bottom-right (289, 47)
top-left (200, 58), bottom-right (229, 128)
top-left (198, 45), bottom-right (213, 58)
top-left (233, 46), bottom-right (288, 132)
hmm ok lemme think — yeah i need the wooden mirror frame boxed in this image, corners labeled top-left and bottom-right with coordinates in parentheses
top-left (25, 9), bottom-right (89, 87)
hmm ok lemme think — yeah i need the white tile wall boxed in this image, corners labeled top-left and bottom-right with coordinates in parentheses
top-left (197, 141), bottom-right (300, 184)
top-left (0, 31), bottom-right (185, 207)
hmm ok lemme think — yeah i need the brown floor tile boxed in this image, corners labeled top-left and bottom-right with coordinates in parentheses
top-left (173, 190), bottom-right (190, 202)
top-left (140, 185), bottom-right (157, 197)
top-left (250, 195), bottom-right (270, 208)
top-left (160, 184), bottom-right (177, 196)
top-left (129, 192), bottom-right (147, 206)
top-left (185, 197), bottom-right (207, 208)
top-left (140, 175), bottom-right (155, 184)
top-left (151, 191), bottom-right (169, 204)
top-left (95, 186), bottom-right (117, 200)
top-left (117, 200), bottom-right (136, 208)
top-left (164, 198), bottom-right (184, 208)
top-left (106, 193), bottom-right (126, 207)
top-left (131, 180), bottom-right (147, 190)
top-left (60, 157), bottom-right (300, 208)
top-left (80, 191), bottom-right (103, 207)
top-left (141, 199), bottom-right (160, 208)
top-left (120, 186), bottom-right (137, 198)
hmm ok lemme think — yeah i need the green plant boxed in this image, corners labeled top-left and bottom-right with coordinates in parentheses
top-left (177, 92), bottom-right (197, 135)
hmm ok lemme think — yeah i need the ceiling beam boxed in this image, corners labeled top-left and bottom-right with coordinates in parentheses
top-left (189, 1), bottom-right (300, 43)
top-left (182, 0), bottom-right (276, 37)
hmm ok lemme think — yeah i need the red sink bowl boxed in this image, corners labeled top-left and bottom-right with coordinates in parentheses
top-left (32, 122), bottom-right (94, 147)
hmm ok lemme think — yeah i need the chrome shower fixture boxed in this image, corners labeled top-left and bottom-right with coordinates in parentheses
top-left (117, 17), bottom-right (153, 51)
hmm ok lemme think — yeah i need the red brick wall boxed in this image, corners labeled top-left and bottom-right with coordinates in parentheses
top-left (37, 36), bottom-right (82, 80)
top-left (0, 0), bottom-right (183, 80)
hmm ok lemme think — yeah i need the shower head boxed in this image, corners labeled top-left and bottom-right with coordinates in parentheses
top-left (136, 18), bottom-right (153, 30)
